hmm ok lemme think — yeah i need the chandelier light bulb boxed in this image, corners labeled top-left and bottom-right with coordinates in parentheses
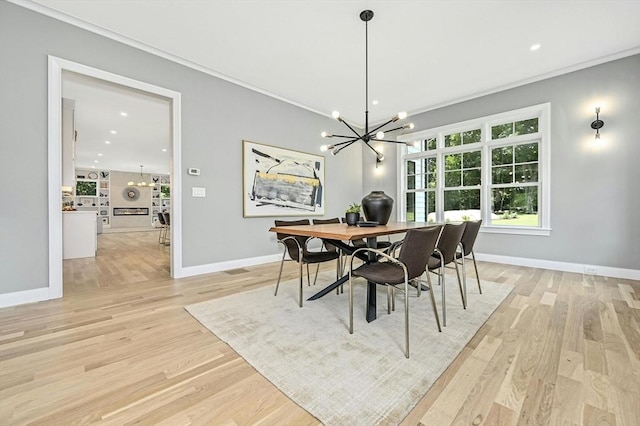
top-left (332, 111), bottom-right (341, 120)
top-left (404, 123), bottom-right (415, 130)
top-left (320, 144), bottom-right (328, 152)
top-left (397, 111), bottom-right (408, 120)
top-left (321, 132), bottom-right (328, 138)
top-left (127, 181), bottom-right (134, 186)
top-left (331, 148), bottom-right (339, 155)
top-left (377, 153), bottom-right (385, 162)
top-left (376, 131), bottom-right (385, 139)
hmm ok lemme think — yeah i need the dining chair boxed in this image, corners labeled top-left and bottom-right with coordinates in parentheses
top-left (161, 211), bottom-right (170, 246)
top-left (274, 219), bottom-right (341, 307)
top-left (455, 220), bottom-right (483, 298)
top-left (156, 211), bottom-right (167, 244)
top-left (348, 226), bottom-right (442, 358)
top-left (427, 222), bottom-right (466, 327)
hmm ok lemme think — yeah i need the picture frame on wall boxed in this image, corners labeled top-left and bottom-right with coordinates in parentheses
top-left (242, 140), bottom-right (325, 217)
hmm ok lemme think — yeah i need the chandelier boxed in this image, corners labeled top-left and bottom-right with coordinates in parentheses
top-left (128, 165), bottom-right (155, 187)
top-left (320, 10), bottom-right (414, 162)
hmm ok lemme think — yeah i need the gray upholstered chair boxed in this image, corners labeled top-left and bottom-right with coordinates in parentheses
top-left (348, 226), bottom-right (442, 358)
top-left (428, 222), bottom-right (466, 326)
top-left (274, 219), bottom-right (340, 307)
top-left (455, 220), bottom-right (483, 298)
top-left (156, 211), bottom-right (167, 244)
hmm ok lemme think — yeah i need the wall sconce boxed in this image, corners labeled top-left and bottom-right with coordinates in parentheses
top-left (590, 107), bottom-right (604, 140)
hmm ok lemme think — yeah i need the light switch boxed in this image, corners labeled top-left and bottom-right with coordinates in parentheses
top-left (192, 187), bottom-right (206, 197)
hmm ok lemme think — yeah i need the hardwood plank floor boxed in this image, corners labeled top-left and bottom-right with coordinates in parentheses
top-left (1, 231), bottom-right (638, 425)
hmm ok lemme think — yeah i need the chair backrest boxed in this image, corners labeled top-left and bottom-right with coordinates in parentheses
top-left (157, 212), bottom-right (166, 225)
top-left (274, 219), bottom-right (311, 261)
top-left (398, 226), bottom-right (442, 279)
top-left (163, 212), bottom-right (170, 226)
top-left (312, 218), bottom-right (341, 225)
top-left (435, 222), bottom-right (466, 264)
top-left (460, 219), bottom-right (482, 256)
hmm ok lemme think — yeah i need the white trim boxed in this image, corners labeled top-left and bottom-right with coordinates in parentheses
top-left (475, 253), bottom-right (640, 281)
top-left (10, 0), bottom-right (329, 121)
top-left (480, 226), bottom-right (551, 236)
top-left (48, 56), bottom-right (184, 304)
top-left (177, 254), bottom-right (283, 278)
top-left (0, 287), bottom-right (50, 308)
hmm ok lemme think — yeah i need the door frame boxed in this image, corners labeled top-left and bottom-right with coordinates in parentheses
top-left (48, 55), bottom-right (183, 299)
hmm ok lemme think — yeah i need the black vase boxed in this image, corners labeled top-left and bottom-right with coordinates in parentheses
top-left (362, 191), bottom-right (394, 225)
top-left (345, 212), bottom-right (360, 226)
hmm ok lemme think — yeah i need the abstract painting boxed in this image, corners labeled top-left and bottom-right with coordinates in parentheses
top-left (243, 140), bottom-right (325, 217)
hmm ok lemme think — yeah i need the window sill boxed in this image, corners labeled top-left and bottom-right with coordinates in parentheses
top-left (480, 226), bottom-right (551, 236)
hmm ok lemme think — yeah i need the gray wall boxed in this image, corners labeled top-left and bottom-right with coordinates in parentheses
top-left (367, 55), bottom-right (640, 270)
top-left (0, 1), bottom-right (363, 294)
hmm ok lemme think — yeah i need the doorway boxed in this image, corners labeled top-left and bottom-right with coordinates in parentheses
top-left (48, 56), bottom-right (183, 300)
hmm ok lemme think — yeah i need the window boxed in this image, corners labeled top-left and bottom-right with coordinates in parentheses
top-left (399, 103), bottom-right (550, 235)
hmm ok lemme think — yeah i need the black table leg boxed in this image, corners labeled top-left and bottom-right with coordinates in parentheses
top-left (366, 236), bottom-right (377, 323)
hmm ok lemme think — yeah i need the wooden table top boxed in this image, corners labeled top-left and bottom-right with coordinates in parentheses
top-left (269, 221), bottom-right (438, 241)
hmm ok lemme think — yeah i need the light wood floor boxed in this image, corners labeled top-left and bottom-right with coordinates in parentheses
top-left (0, 231), bottom-right (638, 425)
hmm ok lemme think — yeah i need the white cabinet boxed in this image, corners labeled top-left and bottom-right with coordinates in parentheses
top-left (63, 211), bottom-right (97, 259)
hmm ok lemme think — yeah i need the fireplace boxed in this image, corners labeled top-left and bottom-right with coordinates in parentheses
top-left (113, 207), bottom-right (149, 216)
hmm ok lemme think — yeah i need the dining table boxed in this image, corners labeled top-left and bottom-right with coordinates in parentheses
top-left (268, 221), bottom-right (439, 322)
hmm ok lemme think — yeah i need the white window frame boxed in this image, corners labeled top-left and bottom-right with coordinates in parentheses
top-left (397, 103), bottom-right (551, 236)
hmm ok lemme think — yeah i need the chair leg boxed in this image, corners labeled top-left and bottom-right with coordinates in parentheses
top-left (425, 273), bottom-right (442, 332)
top-left (387, 286), bottom-right (392, 314)
top-left (472, 251), bottom-right (482, 294)
top-left (313, 264), bottom-right (320, 286)
top-left (404, 278), bottom-right (410, 358)
top-left (441, 265), bottom-right (446, 327)
top-left (306, 264), bottom-right (311, 286)
top-left (299, 260), bottom-right (304, 307)
top-left (454, 260), bottom-right (466, 309)
top-left (348, 270), bottom-right (354, 334)
top-left (274, 249), bottom-right (287, 296)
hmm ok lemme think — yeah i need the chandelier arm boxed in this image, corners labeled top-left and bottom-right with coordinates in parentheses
top-left (366, 118), bottom-right (397, 136)
top-left (374, 139), bottom-right (411, 144)
top-left (332, 138), bottom-right (360, 147)
top-left (326, 134), bottom-right (358, 139)
top-left (377, 125), bottom-right (406, 134)
top-left (334, 140), bottom-right (359, 154)
top-left (339, 119), bottom-right (366, 141)
top-left (363, 141), bottom-right (382, 156)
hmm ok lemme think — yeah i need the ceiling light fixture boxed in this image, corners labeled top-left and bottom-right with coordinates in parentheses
top-left (127, 165), bottom-right (155, 187)
top-left (120, 112), bottom-right (128, 117)
top-left (530, 43), bottom-right (541, 51)
top-left (320, 10), bottom-right (414, 159)
top-left (110, 130), bottom-right (117, 134)
top-left (105, 140), bottom-right (111, 144)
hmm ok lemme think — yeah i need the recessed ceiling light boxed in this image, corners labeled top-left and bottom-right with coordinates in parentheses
top-left (162, 148), bottom-right (167, 152)
top-left (110, 130), bottom-right (117, 134)
top-left (120, 112), bottom-right (128, 117)
top-left (372, 100), bottom-right (379, 105)
top-left (105, 140), bottom-right (111, 144)
top-left (94, 160), bottom-right (99, 163)
top-left (92, 165), bottom-right (96, 168)
top-left (97, 153), bottom-right (103, 156)
top-left (530, 43), bottom-right (541, 51)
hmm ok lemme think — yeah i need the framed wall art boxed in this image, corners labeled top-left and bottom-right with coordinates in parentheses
top-left (243, 140), bottom-right (325, 217)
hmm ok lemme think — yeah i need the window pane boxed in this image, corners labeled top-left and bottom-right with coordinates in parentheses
top-left (406, 191), bottom-right (435, 223)
top-left (463, 150), bottom-right (481, 168)
top-left (426, 157), bottom-right (437, 188)
top-left (492, 146), bottom-right (513, 166)
top-left (514, 142), bottom-right (538, 163)
top-left (445, 153), bottom-right (461, 171)
top-left (491, 123), bottom-right (513, 139)
top-left (515, 164), bottom-right (538, 183)
top-left (444, 133), bottom-right (461, 148)
top-left (515, 118), bottom-right (538, 135)
top-left (492, 166), bottom-right (513, 184)
top-left (426, 137), bottom-right (437, 150)
top-left (463, 169), bottom-right (481, 186)
top-left (462, 129), bottom-right (481, 144)
top-left (444, 189), bottom-right (481, 221)
top-left (491, 186), bottom-right (539, 226)
top-left (445, 171), bottom-right (461, 187)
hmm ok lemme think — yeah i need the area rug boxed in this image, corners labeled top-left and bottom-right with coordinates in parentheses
top-left (185, 271), bottom-right (513, 425)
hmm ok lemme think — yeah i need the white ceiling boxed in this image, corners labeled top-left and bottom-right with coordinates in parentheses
top-left (27, 0), bottom-right (640, 171)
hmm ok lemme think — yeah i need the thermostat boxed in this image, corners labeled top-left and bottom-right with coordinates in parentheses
top-left (188, 168), bottom-right (200, 176)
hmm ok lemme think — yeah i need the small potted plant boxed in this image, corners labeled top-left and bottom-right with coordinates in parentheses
top-left (345, 202), bottom-right (361, 226)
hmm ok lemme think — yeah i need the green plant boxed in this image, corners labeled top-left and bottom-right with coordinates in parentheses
top-left (461, 214), bottom-right (471, 221)
top-left (345, 202), bottom-right (361, 214)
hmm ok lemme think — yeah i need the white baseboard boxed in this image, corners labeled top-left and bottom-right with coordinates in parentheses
top-left (475, 253), bottom-right (640, 281)
top-left (175, 253), bottom-right (282, 278)
top-left (0, 287), bottom-right (53, 308)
